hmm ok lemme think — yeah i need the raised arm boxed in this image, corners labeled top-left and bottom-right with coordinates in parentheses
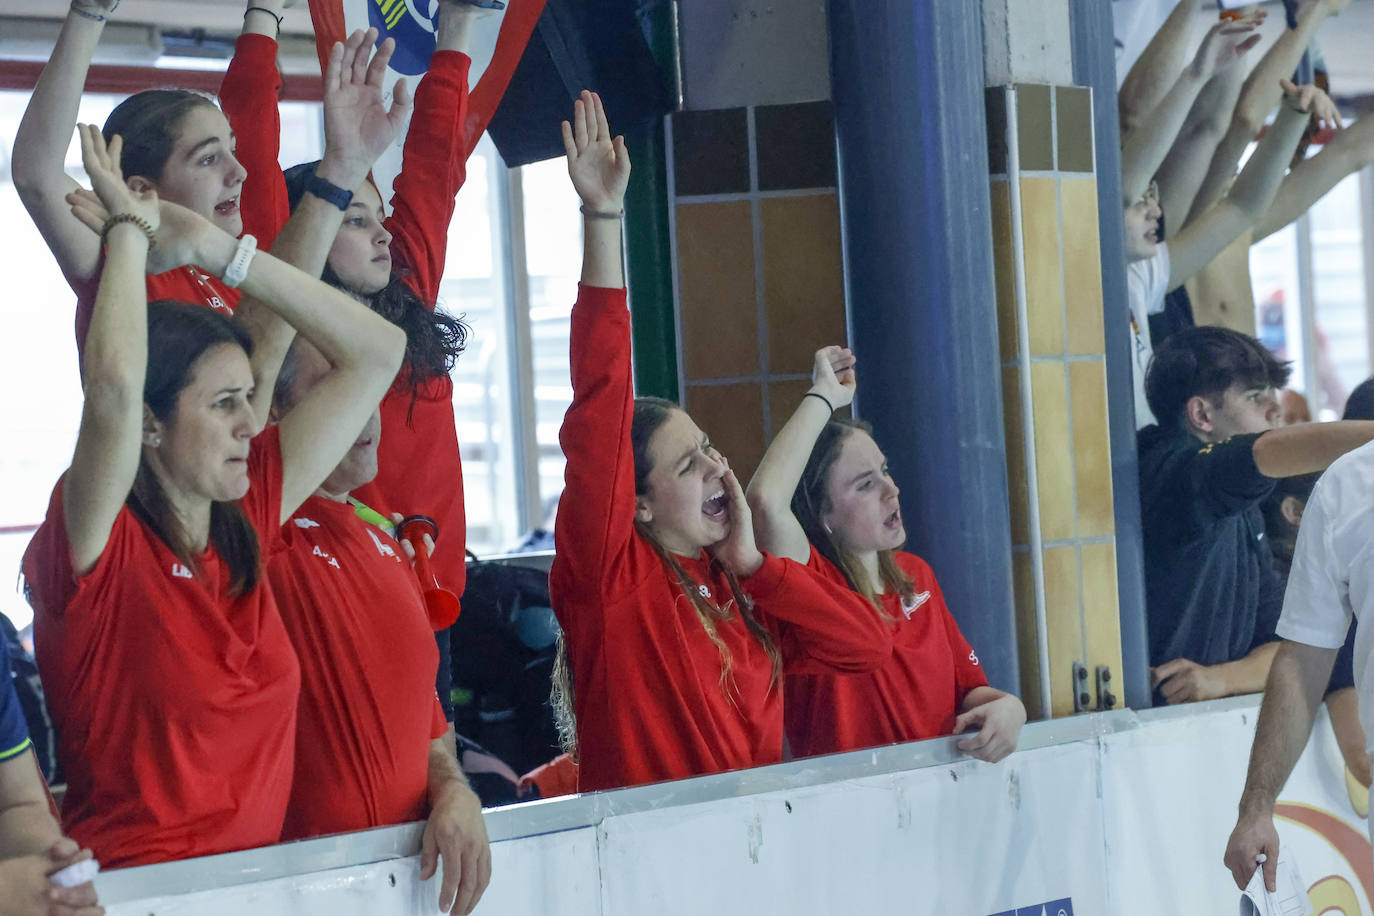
top-left (197, 234), bottom-right (406, 522)
top-left (746, 346), bottom-right (855, 564)
top-left (1166, 80), bottom-right (1337, 290)
top-left (1121, 20), bottom-right (1261, 203)
top-left (220, 0), bottom-right (290, 247)
top-left (566, 91), bottom-right (629, 291)
top-left (385, 0), bottom-right (487, 304)
top-left (1119, 0), bottom-right (1239, 139)
top-left (10, 1), bottom-right (121, 288)
top-left (1190, 0), bottom-right (1348, 220)
top-left (550, 91), bottom-right (633, 596)
top-left (1154, 63), bottom-right (1246, 232)
top-left (237, 29), bottom-right (412, 419)
top-left (1254, 115), bottom-right (1374, 242)
top-left (61, 129), bottom-right (159, 576)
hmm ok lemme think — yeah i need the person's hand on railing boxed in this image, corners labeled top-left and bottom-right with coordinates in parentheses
top-left (421, 780), bottom-right (491, 915)
top-left (954, 692), bottom-right (1026, 763)
top-left (0, 838), bottom-right (103, 916)
top-left (1151, 657), bottom-right (1225, 704)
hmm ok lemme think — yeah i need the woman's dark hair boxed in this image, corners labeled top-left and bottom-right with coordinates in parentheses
top-left (102, 90), bottom-right (218, 181)
top-left (282, 161), bottom-right (468, 406)
top-left (551, 397), bottom-right (783, 758)
top-left (1344, 377), bottom-right (1374, 420)
top-left (793, 418), bottom-right (913, 615)
top-left (134, 300), bottom-right (262, 596)
top-left (1145, 326), bottom-right (1291, 429)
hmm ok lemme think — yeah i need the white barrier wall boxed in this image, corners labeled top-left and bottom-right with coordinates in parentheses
top-left (92, 696), bottom-right (1372, 916)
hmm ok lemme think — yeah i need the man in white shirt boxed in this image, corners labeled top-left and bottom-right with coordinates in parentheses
top-left (1223, 440), bottom-right (1374, 891)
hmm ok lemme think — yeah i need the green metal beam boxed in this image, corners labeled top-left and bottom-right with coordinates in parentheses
top-left (624, 118), bottom-right (678, 401)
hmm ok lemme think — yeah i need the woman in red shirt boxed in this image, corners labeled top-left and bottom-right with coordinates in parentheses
top-left (549, 92), bottom-right (893, 793)
top-left (256, 4), bottom-right (488, 612)
top-left (747, 348), bottom-right (1026, 762)
top-left (12, 0), bottom-right (292, 352)
top-left (22, 126), bottom-right (405, 867)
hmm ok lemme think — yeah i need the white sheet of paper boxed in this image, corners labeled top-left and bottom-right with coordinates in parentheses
top-left (1238, 849), bottom-right (1312, 916)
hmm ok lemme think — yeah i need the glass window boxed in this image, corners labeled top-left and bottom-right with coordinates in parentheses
top-left (1308, 171), bottom-right (1368, 416)
top-left (1252, 160), bottom-right (1371, 420)
top-left (519, 157), bottom-right (581, 532)
top-left (446, 136), bottom-right (521, 555)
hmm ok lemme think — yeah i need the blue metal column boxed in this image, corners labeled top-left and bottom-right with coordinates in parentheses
top-left (1069, 0), bottom-right (1152, 710)
top-left (828, 1), bottom-right (1019, 692)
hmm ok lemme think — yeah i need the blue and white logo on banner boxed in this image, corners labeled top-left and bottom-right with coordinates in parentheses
top-left (368, 0), bottom-right (437, 74)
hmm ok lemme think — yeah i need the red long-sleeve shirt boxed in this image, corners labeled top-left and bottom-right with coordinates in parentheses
top-left (72, 33), bottom-right (289, 354)
top-left (549, 285), bottom-right (894, 792)
top-left (22, 428), bottom-right (299, 867)
top-left (345, 50), bottom-right (473, 604)
top-left (785, 550), bottom-right (990, 758)
top-left (268, 495), bottom-right (449, 841)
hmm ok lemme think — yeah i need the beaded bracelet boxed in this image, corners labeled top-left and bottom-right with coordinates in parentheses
top-left (580, 205), bottom-right (624, 220)
top-left (100, 213), bottom-right (157, 248)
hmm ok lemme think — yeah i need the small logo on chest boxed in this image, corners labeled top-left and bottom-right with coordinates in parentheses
top-left (366, 529), bottom-right (399, 561)
top-left (900, 590), bottom-right (931, 619)
top-left (170, 563), bottom-right (194, 580)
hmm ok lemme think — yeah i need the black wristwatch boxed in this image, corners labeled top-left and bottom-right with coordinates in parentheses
top-left (305, 173), bottom-right (354, 211)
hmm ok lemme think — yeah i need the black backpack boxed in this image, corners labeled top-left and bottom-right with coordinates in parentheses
top-left (446, 554), bottom-right (561, 776)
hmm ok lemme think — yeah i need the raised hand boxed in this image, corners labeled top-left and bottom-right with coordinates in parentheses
top-left (709, 464), bottom-right (765, 578)
top-left (562, 90), bottom-right (631, 213)
top-left (317, 29), bottom-right (414, 190)
top-left (1189, 18), bottom-right (1263, 80)
top-left (810, 345), bottom-right (857, 411)
top-left (1279, 78), bottom-right (1343, 131)
top-left (67, 125), bottom-right (159, 232)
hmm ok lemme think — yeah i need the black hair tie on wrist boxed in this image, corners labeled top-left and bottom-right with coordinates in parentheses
top-left (803, 391), bottom-right (835, 413)
top-left (245, 5), bottom-right (284, 32)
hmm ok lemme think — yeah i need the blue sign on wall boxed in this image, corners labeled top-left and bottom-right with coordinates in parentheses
top-left (367, 0), bottom-right (437, 75)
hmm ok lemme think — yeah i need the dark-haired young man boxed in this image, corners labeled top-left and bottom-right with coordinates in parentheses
top-left (1139, 327), bottom-right (1374, 705)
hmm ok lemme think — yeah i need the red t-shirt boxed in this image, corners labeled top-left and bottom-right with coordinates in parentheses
top-left (549, 285), bottom-right (893, 793)
top-left (351, 51), bottom-right (473, 604)
top-left (21, 427), bottom-right (299, 867)
top-left (72, 33), bottom-right (290, 356)
top-left (785, 550), bottom-right (990, 758)
top-left (268, 494), bottom-right (449, 841)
